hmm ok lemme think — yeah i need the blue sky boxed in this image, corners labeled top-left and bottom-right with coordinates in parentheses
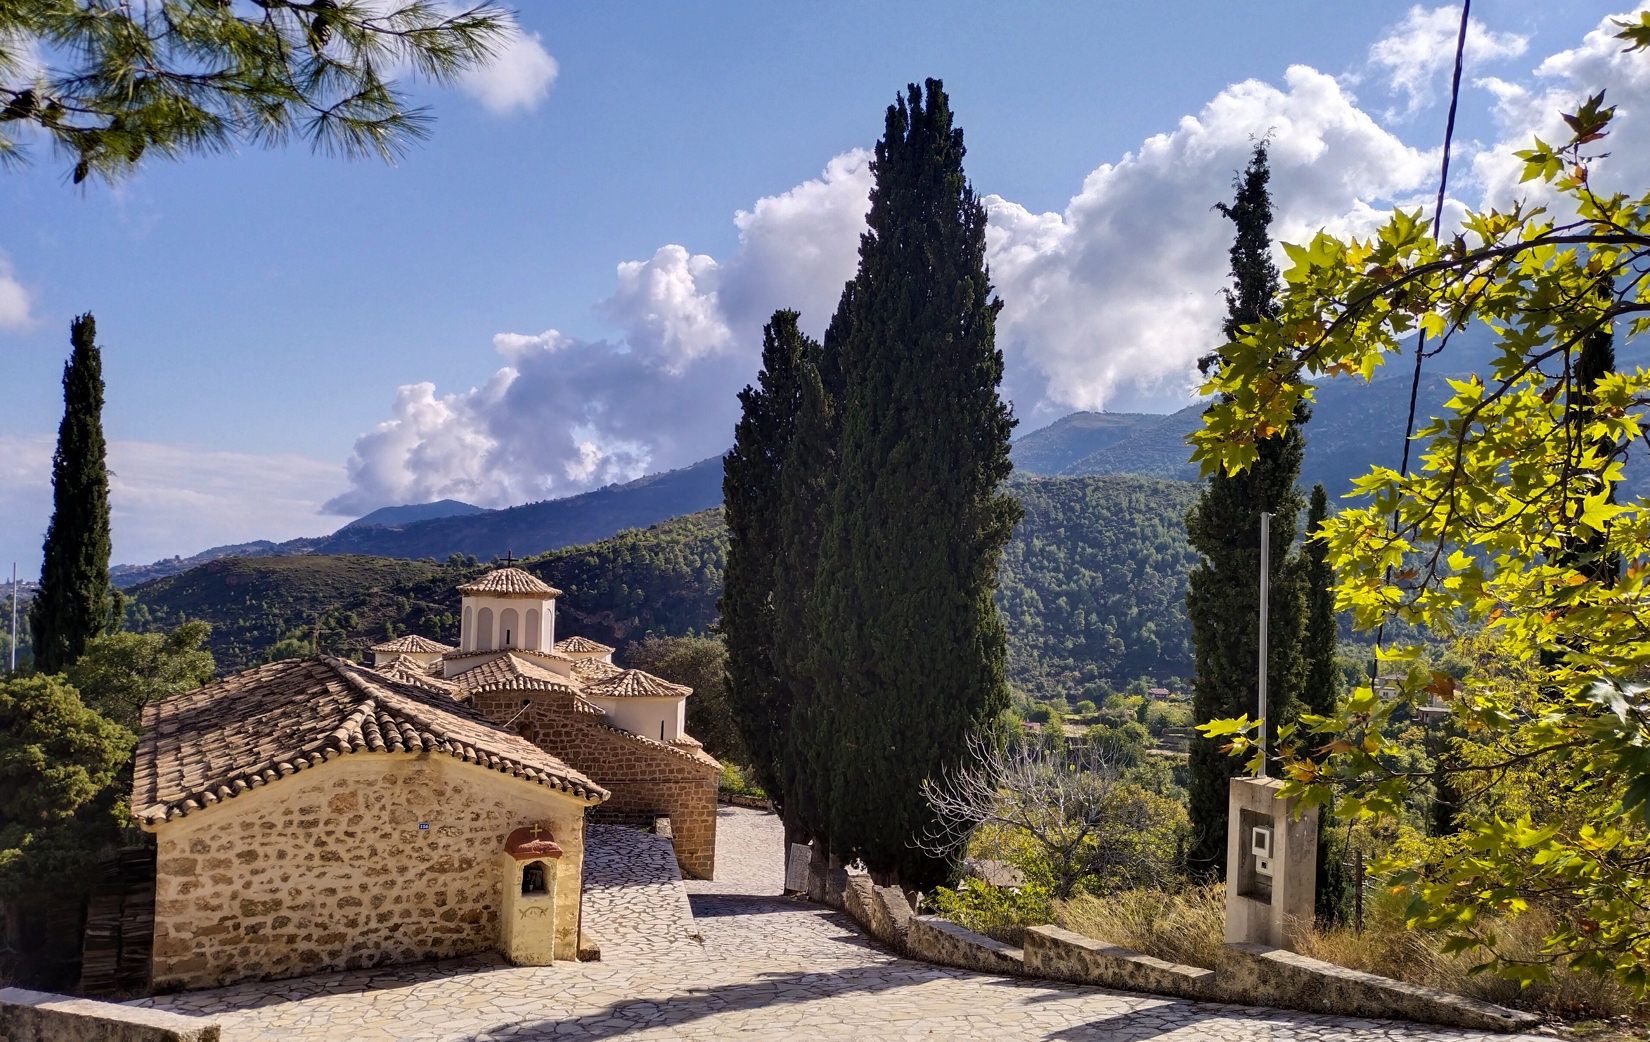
top-left (0, 1), bottom-right (1641, 571)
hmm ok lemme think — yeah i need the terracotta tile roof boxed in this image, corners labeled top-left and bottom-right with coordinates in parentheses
top-left (456, 567), bottom-right (563, 598)
top-left (449, 652), bottom-right (579, 695)
top-left (511, 647), bottom-right (576, 667)
top-left (554, 635), bottom-right (614, 656)
top-left (572, 659), bottom-right (623, 683)
top-left (376, 656), bottom-right (459, 693)
top-left (443, 646), bottom-right (574, 665)
top-left (577, 704), bottom-right (721, 770)
top-left (580, 668), bottom-right (691, 700)
top-left (132, 657), bottom-right (607, 826)
top-left (368, 634), bottom-right (454, 655)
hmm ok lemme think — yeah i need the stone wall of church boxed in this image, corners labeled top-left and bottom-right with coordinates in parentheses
top-left (148, 753), bottom-right (589, 992)
top-left (471, 690), bottom-right (720, 879)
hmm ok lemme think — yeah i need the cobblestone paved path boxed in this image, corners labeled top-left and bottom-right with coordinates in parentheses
top-left (138, 807), bottom-right (1547, 1041)
top-left (582, 823), bottom-right (702, 957)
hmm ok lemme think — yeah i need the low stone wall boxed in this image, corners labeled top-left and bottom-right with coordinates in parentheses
top-left (904, 917), bottom-right (1025, 976)
top-left (1023, 925), bottom-right (1216, 1002)
top-left (0, 987), bottom-right (219, 1042)
top-left (830, 889), bottom-right (1538, 1032)
top-left (1217, 943), bottom-right (1540, 1033)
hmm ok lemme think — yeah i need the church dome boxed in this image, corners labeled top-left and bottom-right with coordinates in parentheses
top-left (457, 567), bottom-right (563, 598)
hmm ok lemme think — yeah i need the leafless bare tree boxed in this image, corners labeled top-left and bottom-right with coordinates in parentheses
top-left (919, 734), bottom-right (1184, 900)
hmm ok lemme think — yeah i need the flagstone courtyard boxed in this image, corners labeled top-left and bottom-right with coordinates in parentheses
top-left (133, 807), bottom-right (1547, 1041)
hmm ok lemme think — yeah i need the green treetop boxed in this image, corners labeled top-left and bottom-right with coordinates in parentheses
top-left (31, 313), bottom-right (115, 675)
top-left (808, 79), bottom-right (1020, 889)
top-left (67, 620), bottom-right (215, 729)
top-left (722, 310), bottom-right (818, 833)
top-left (1, 1), bottom-right (512, 182)
top-left (0, 673), bottom-right (133, 899)
top-left (1186, 142), bottom-right (1308, 879)
top-left (1302, 484), bottom-right (1339, 717)
top-left (1192, 39), bottom-right (1650, 987)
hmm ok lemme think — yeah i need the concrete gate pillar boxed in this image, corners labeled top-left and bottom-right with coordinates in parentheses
top-left (1224, 776), bottom-right (1318, 949)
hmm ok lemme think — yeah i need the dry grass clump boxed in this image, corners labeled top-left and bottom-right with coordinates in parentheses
top-left (1299, 905), bottom-right (1640, 1022)
top-left (1055, 884), bottom-right (1226, 971)
top-left (1056, 884), bottom-right (1642, 1024)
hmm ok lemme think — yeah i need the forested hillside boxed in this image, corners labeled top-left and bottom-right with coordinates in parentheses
top-left (128, 511), bottom-right (729, 672)
top-left (1015, 373), bottom-right (1449, 497)
top-left (128, 476), bottom-right (1199, 696)
top-left (1000, 476), bottom-right (1199, 700)
top-left (111, 456), bottom-right (725, 588)
top-left (317, 457), bottom-right (724, 560)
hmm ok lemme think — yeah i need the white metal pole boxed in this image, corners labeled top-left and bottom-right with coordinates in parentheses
top-left (1257, 512), bottom-right (1272, 779)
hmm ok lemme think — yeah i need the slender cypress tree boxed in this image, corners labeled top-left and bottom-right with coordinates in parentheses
top-left (1301, 483), bottom-right (1344, 918)
top-left (30, 314), bottom-right (116, 675)
top-left (1301, 484), bottom-right (1338, 717)
top-left (1563, 318), bottom-right (1620, 588)
top-left (722, 310), bottom-right (818, 843)
top-left (809, 80), bottom-right (1020, 889)
top-left (774, 358), bottom-right (837, 851)
top-left (1186, 144), bottom-right (1309, 878)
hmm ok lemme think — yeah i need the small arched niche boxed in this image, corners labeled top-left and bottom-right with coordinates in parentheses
top-left (521, 860), bottom-right (549, 895)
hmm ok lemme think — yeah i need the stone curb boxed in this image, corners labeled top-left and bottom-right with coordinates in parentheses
top-left (825, 887), bottom-right (1539, 1034)
top-left (1, 987), bottom-right (221, 1042)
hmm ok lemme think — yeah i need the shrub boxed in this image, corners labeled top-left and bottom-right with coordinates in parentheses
top-left (718, 763), bottom-right (767, 800)
top-left (1144, 701), bottom-right (1191, 737)
top-left (930, 878), bottom-right (1053, 945)
top-left (924, 737), bottom-right (1186, 899)
top-left (1084, 720), bottom-right (1150, 767)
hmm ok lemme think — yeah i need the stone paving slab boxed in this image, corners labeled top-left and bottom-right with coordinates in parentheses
top-left (582, 823), bottom-right (703, 957)
top-left (135, 807), bottom-right (1550, 1041)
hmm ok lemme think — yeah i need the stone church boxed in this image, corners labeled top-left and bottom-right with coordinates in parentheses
top-left (130, 565), bottom-right (720, 991)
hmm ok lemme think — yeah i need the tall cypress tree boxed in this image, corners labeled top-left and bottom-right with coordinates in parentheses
top-left (30, 314), bottom-right (116, 675)
top-left (1186, 144), bottom-right (1308, 878)
top-left (809, 80), bottom-right (1020, 889)
top-left (1563, 318), bottom-right (1619, 589)
top-left (775, 358), bottom-right (837, 852)
top-left (722, 310), bottom-right (818, 843)
top-left (1302, 484), bottom-right (1338, 717)
top-left (1301, 483), bottom-right (1344, 918)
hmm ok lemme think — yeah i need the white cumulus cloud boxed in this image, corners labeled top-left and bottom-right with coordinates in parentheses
top-left (1473, 7), bottom-right (1650, 211)
top-left (1369, 4), bottom-right (1528, 117)
top-left (332, 153), bottom-right (875, 512)
top-left (598, 246), bottom-right (731, 373)
top-left (0, 253), bottom-right (35, 330)
top-left (1, 435), bottom-right (350, 573)
top-left (460, 24), bottom-right (558, 114)
top-left (332, 13), bottom-right (1645, 513)
top-left (989, 65), bottom-right (1438, 419)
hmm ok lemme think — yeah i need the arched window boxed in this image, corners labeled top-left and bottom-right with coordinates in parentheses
top-left (525, 608), bottom-right (541, 650)
top-left (521, 860), bottom-right (548, 895)
top-left (461, 605), bottom-right (473, 650)
top-left (500, 608), bottom-right (520, 649)
top-left (476, 607), bottom-right (494, 651)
